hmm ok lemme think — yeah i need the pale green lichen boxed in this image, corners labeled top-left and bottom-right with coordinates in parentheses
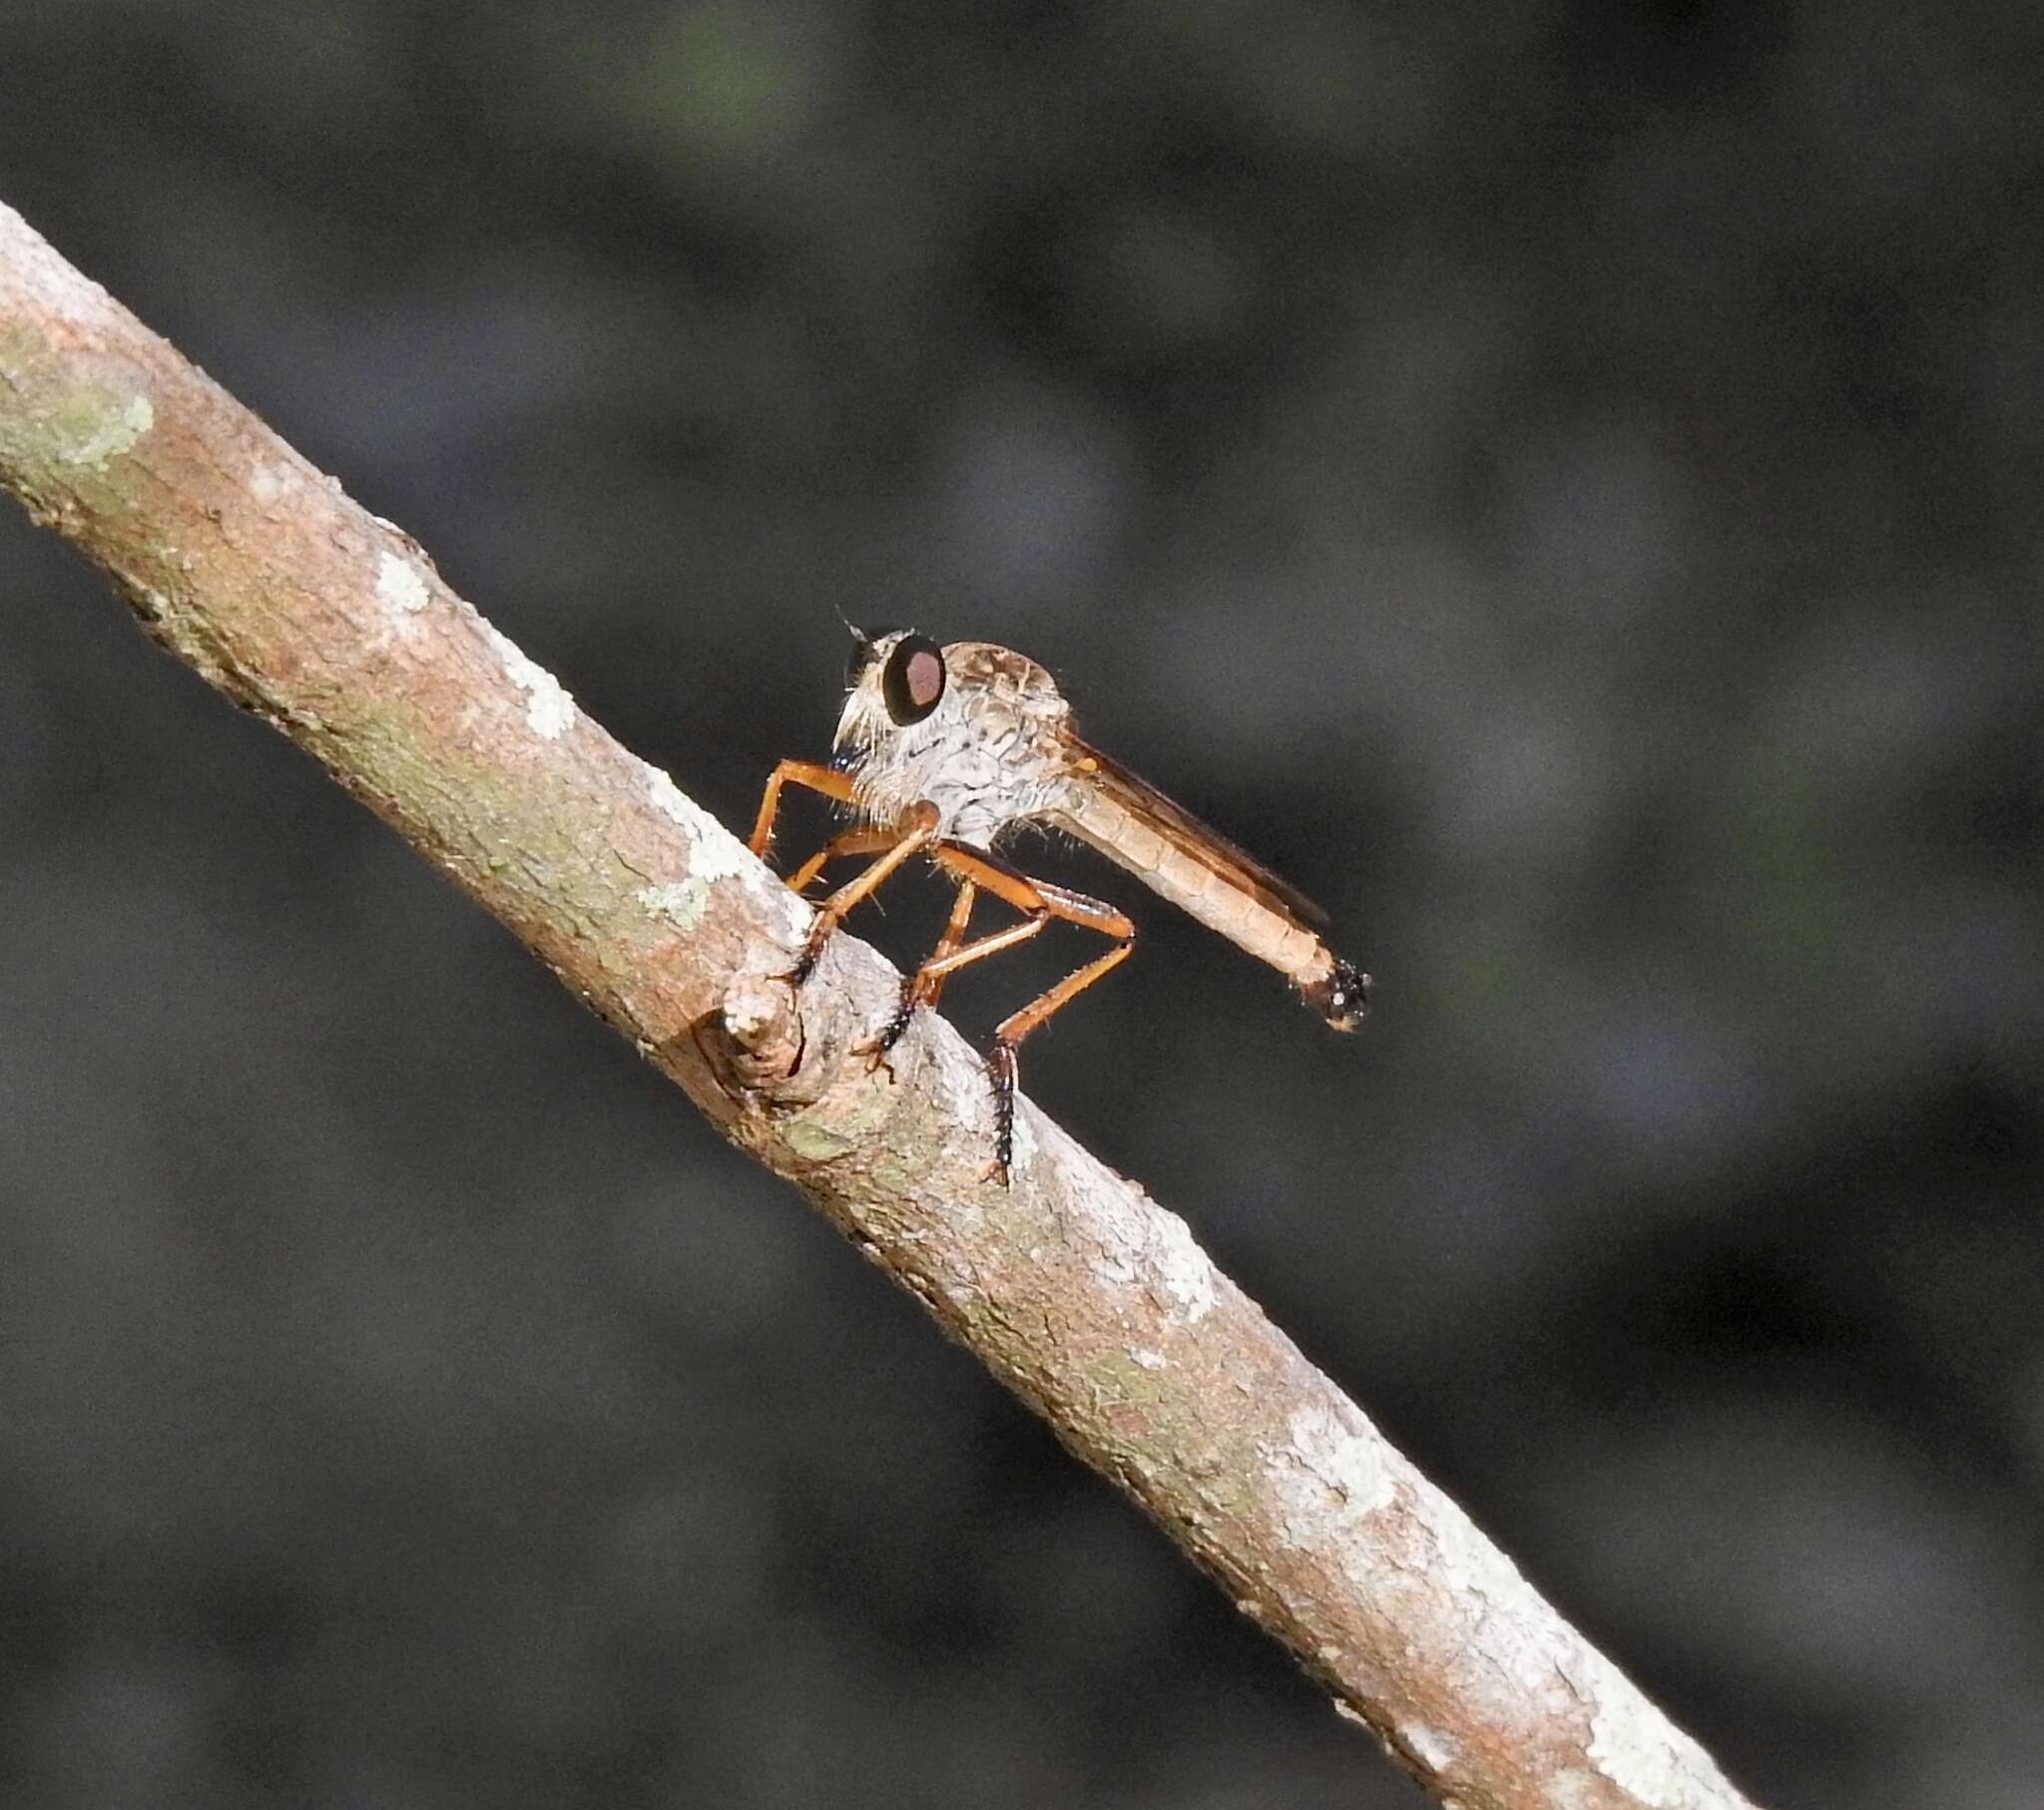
top-left (1281, 1399), bottom-right (1396, 1527)
top-left (785, 1118), bottom-right (857, 1162)
top-left (45, 387), bottom-right (153, 472)
top-left (1086, 1345), bottom-right (1174, 1407)
top-left (781, 1080), bottom-right (900, 1165)
top-left (861, 1147), bottom-right (918, 1195)
top-left (249, 461), bottom-right (296, 504)
top-left (1090, 1192), bottom-right (1217, 1323)
top-left (637, 876), bottom-right (714, 932)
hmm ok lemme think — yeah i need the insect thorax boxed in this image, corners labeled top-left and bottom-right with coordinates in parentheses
top-left (846, 739), bottom-right (1077, 848)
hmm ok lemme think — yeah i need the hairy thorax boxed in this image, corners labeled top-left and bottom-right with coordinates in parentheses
top-left (837, 642), bottom-right (1078, 848)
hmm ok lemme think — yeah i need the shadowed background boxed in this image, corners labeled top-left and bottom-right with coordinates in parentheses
top-left (2, 3), bottom-right (2040, 1805)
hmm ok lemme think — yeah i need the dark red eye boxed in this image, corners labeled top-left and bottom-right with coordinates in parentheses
top-left (882, 634), bottom-right (946, 724)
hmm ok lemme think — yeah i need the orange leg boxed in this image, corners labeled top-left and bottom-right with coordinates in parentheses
top-left (756, 790), bottom-right (1139, 1183)
top-left (992, 938), bottom-right (1136, 1045)
top-left (853, 877), bottom-right (979, 1072)
top-left (902, 876), bottom-right (981, 1016)
top-left (789, 824), bottom-right (896, 893)
top-left (915, 844), bottom-right (1136, 1182)
top-left (866, 845), bottom-right (1063, 1060)
top-left (788, 800), bottom-right (940, 983)
top-left (748, 758), bottom-right (855, 860)
top-left (984, 939), bottom-right (1134, 1182)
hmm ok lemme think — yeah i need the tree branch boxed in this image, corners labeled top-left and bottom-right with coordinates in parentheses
top-left (0, 201), bottom-right (1762, 1810)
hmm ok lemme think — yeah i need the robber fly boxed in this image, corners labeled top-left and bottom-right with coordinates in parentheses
top-left (749, 629), bottom-right (1370, 1180)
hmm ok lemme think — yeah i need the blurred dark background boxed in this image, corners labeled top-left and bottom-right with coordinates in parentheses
top-left (2, 2), bottom-right (2040, 1805)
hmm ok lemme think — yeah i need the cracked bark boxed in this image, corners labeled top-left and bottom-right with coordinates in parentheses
top-left (0, 200), bottom-right (1765, 1810)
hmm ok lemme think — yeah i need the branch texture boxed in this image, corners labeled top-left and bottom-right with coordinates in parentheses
top-left (0, 201), bottom-right (1761, 1810)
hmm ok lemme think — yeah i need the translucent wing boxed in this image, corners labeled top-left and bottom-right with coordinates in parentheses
top-left (1056, 729), bottom-right (1330, 931)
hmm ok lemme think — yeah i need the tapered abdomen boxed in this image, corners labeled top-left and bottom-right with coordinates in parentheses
top-left (1052, 784), bottom-right (1358, 1020)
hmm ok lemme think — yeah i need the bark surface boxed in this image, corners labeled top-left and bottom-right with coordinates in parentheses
top-left (0, 200), bottom-right (1763, 1810)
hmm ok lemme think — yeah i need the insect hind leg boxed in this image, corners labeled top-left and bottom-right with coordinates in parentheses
top-left (985, 932), bottom-right (1134, 1181)
top-left (837, 838), bottom-right (1137, 1182)
top-left (932, 850), bottom-right (1134, 1183)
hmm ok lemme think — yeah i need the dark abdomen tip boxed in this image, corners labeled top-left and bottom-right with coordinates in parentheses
top-left (1305, 958), bottom-right (1371, 1032)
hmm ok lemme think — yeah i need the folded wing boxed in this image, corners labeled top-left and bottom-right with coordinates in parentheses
top-left (1054, 731), bottom-right (1329, 931)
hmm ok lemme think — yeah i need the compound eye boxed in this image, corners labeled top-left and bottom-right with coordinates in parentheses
top-left (881, 634), bottom-right (946, 724)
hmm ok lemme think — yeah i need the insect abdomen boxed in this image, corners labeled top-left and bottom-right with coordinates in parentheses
top-left (1054, 790), bottom-right (1327, 983)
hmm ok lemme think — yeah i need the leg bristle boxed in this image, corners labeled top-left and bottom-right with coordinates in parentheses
top-left (986, 1043), bottom-right (1017, 1186)
top-left (875, 979), bottom-right (918, 1053)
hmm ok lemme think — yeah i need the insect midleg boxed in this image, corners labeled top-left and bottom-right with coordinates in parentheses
top-left (747, 758), bottom-right (855, 859)
top-left (864, 845), bottom-right (1050, 1061)
top-left (909, 877), bottom-right (980, 1013)
top-left (788, 825), bottom-right (896, 893)
top-left (789, 800), bottom-right (939, 983)
top-left (857, 875), bottom-right (983, 1067)
top-left (923, 844), bottom-right (1137, 1182)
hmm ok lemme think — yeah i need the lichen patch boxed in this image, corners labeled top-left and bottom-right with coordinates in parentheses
top-left (1575, 1646), bottom-right (1736, 1809)
top-left (249, 461), bottom-right (295, 504)
top-left (482, 623), bottom-right (577, 739)
top-left (50, 387), bottom-right (152, 471)
top-left (1271, 1398), bottom-right (1395, 1552)
top-left (372, 549), bottom-right (431, 645)
top-left (639, 760), bottom-right (807, 937)
top-left (1399, 1720), bottom-right (1457, 1775)
top-left (637, 877), bottom-right (713, 932)
top-left (1090, 1190), bottom-right (1217, 1323)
